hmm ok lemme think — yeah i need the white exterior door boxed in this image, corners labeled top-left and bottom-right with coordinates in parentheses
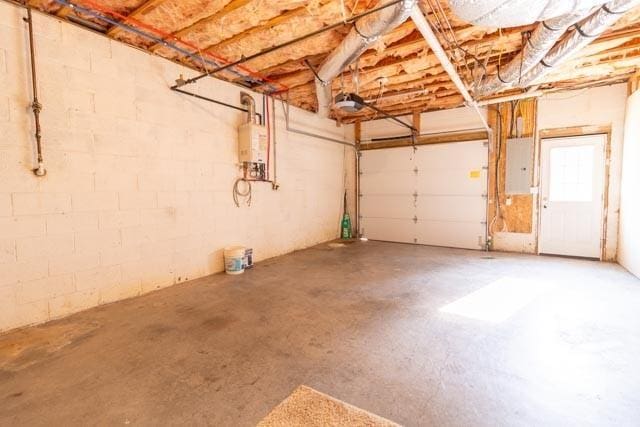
top-left (360, 141), bottom-right (488, 250)
top-left (539, 135), bottom-right (606, 258)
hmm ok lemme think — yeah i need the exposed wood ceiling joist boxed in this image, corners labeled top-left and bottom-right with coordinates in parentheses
top-left (25, 0), bottom-right (640, 122)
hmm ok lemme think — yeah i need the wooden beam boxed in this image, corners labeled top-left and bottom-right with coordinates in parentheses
top-left (539, 125), bottom-right (612, 139)
top-left (148, 0), bottom-right (255, 52)
top-left (412, 111), bottom-right (421, 134)
top-left (106, 0), bottom-right (167, 37)
top-left (360, 130), bottom-right (488, 150)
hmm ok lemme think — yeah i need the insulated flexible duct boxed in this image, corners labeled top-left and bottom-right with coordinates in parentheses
top-left (518, 0), bottom-right (640, 87)
top-left (449, 0), bottom-right (609, 27)
top-left (474, 7), bottom-right (599, 96)
top-left (315, 0), bottom-right (417, 117)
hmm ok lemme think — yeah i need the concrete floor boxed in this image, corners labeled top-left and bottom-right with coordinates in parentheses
top-left (1, 241), bottom-right (639, 426)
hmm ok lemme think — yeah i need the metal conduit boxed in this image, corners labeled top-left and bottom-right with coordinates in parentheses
top-left (410, 6), bottom-right (491, 134)
top-left (278, 97), bottom-right (356, 148)
top-left (25, 7), bottom-right (46, 177)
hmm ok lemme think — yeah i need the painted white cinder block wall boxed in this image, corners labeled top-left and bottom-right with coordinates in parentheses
top-left (618, 89), bottom-right (640, 278)
top-left (0, 3), bottom-right (354, 332)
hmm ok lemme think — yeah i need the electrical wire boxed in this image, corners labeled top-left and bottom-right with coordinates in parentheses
top-left (233, 178), bottom-right (252, 207)
top-left (424, 0), bottom-right (487, 88)
top-left (488, 104), bottom-right (508, 234)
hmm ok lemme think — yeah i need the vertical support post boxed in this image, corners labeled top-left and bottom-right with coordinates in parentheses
top-left (412, 110), bottom-right (421, 135)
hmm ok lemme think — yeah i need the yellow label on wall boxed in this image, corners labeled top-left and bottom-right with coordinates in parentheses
top-left (469, 170), bottom-right (481, 179)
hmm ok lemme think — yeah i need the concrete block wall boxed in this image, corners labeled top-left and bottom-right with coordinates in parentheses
top-left (0, 2), bottom-right (355, 332)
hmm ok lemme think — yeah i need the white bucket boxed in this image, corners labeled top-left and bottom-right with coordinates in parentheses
top-left (224, 246), bottom-right (246, 275)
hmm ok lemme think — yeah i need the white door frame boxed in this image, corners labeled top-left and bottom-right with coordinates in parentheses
top-left (536, 133), bottom-right (609, 259)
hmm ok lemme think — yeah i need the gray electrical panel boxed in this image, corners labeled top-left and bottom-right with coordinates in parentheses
top-left (505, 137), bottom-right (533, 194)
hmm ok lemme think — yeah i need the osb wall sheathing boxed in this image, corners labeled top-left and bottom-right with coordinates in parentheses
top-left (488, 98), bottom-right (537, 235)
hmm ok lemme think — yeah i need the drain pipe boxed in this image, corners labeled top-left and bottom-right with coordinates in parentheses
top-left (410, 6), bottom-right (491, 134)
top-left (25, 8), bottom-right (46, 177)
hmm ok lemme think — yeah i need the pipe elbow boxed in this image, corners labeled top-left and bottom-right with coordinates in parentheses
top-left (240, 92), bottom-right (256, 124)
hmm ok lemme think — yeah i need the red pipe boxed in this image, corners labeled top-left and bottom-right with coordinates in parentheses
top-left (265, 95), bottom-right (271, 181)
top-left (74, 0), bottom-right (289, 92)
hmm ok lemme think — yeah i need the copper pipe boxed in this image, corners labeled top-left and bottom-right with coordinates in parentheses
top-left (25, 8), bottom-right (46, 177)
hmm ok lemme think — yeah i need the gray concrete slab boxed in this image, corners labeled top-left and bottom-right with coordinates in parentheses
top-left (1, 241), bottom-right (639, 426)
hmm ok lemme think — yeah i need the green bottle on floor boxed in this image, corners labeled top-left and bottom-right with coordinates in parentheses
top-left (341, 213), bottom-right (352, 239)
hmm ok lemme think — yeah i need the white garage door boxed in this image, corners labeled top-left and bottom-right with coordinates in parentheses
top-left (360, 140), bottom-right (488, 250)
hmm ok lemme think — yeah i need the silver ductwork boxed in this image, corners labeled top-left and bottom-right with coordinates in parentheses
top-left (449, 0), bottom-right (610, 27)
top-left (472, 0), bottom-right (639, 96)
top-left (518, 0), bottom-right (640, 87)
top-left (475, 7), bottom-right (598, 96)
top-left (315, 0), bottom-right (417, 117)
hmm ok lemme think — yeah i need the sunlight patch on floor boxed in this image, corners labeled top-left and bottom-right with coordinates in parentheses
top-left (440, 277), bottom-right (549, 323)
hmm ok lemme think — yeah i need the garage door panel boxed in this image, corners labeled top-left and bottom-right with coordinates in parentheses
top-left (415, 169), bottom-right (486, 195)
top-left (415, 196), bottom-right (486, 222)
top-left (415, 220), bottom-right (485, 250)
top-left (359, 147), bottom-right (415, 174)
top-left (360, 218), bottom-right (415, 244)
top-left (414, 141), bottom-right (487, 169)
top-left (360, 140), bottom-right (488, 250)
top-left (361, 195), bottom-right (414, 219)
top-left (360, 171), bottom-right (416, 195)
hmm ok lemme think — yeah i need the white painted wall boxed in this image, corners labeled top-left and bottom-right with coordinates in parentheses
top-left (0, 3), bottom-right (353, 332)
top-left (361, 106), bottom-right (487, 141)
top-left (537, 84), bottom-right (627, 260)
top-left (618, 89), bottom-right (640, 278)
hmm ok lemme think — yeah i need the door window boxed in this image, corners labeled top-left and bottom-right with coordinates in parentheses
top-left (549, 144), bottom-right (595, 202)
